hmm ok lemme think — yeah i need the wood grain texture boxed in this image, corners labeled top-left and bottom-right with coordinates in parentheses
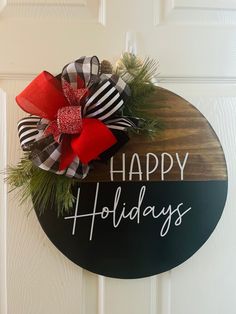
top-left (1, 0), bottom-right (235, 312)
top-left (2, 81), bottom-right (235, 314)
top-left (85, 87), bottom-right (227, 182)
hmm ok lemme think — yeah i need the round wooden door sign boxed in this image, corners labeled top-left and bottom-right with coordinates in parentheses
top-left (35, 87), bottom-right (228, 279)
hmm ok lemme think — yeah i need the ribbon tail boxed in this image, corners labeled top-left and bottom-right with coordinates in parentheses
top-left (59, 135), bottom-right (76, 170)
top-left (71, 118), bottom-right (117, 164)
top-left (99, 129), bottom-right (130, 161)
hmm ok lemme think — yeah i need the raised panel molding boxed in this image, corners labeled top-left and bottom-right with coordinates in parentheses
top-left (175, 0), bottom-right (236, 10)
top-left (1, 73), bottom-right (236, 85)
top-left (0, 0), bottom-right (6, 12)
top-left (149, 273), bottom-right (171, 314)
top-left (155, 76), bottom-right (236, 84)
top-left (0, 0), bottom-right (106, 24)
top-left (0, 88), bottom-right (7, 314)
top-left (98, 276), bottom-right (105, 314)
top-left (98, 0), bottom-right (106, 26)
top-left (8, 0), bottom-right (86, 4)
top-left (154, 0), bottom-right (236, 25)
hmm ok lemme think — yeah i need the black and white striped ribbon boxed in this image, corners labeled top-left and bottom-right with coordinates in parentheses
top-left (18, 116), bottom-right (41, 150)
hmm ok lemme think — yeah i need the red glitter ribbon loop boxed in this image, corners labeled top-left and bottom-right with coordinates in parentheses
top-left (45, 106), bottom-right (83, 142)
top-left (57, 106), bottom-right (83, 134)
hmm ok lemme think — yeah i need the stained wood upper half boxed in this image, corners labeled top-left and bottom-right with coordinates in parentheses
top-left (85, 87), bottom-right (227, 182)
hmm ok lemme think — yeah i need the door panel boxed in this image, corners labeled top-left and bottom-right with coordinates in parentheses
top-left (0, 1), bottom-right (235, 313)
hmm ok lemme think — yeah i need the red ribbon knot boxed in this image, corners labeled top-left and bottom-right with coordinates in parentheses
top-left (45, 106), bottom-right (83, 142)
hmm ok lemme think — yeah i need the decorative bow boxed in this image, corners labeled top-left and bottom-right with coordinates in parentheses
top-left (16, 56), bottom-right (138, 179)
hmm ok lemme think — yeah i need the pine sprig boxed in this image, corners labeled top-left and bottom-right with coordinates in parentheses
top-left (116, 53), bottom-right (158, 84)
top-left (6, 155), bottom-right (76, 216)
top-left (130, 117), bottom-right (164, 139)
top-left (115, 53), bottom-right (161, 136)
top-left (7, 155), bottom-right (33, 189)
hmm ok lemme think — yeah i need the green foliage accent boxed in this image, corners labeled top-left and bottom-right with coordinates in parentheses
top-left (130, 117), bottom-right (164, 139)
top-left (6, 154), bottom-right (76, 216)
top-left (115, 53), bottom-right (162, 136)
top-left (115, 52), bottom-right (158, 85)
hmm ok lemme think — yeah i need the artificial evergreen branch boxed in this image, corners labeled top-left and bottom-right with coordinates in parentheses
top-left (129, 117), bottom-right (164, 139)
top-left (115, 53), bottom-right (161, 136)
top-left (6, 155), bottom-right (76, 216)
top-left (116, 52), bottom-right (158, 85)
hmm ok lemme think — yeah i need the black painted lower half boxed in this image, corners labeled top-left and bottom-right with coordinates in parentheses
top-left (35, 180), bottom-right (228, 279)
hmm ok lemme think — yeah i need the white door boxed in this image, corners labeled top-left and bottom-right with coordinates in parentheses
top-left (1, 1), bottom-right (236, 313)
